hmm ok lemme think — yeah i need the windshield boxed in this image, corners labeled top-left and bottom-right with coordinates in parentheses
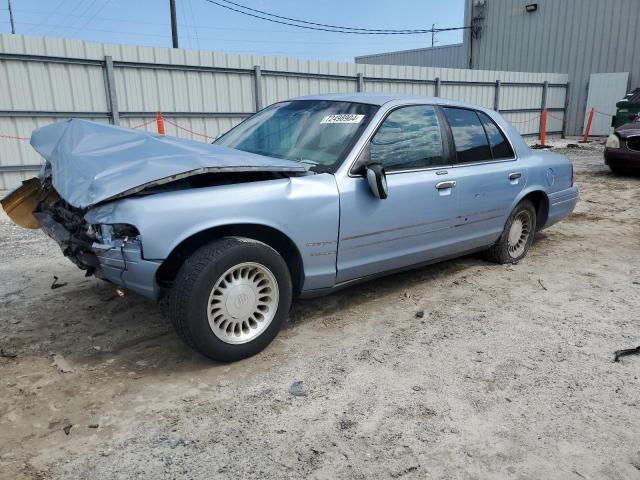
top-left (214, 100), bottom-right (378, 172)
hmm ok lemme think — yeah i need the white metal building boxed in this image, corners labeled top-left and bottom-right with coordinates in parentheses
top-left (355, 44), bottom-right (466, 69)
top-left (356, 0), bottom-right (640, 135)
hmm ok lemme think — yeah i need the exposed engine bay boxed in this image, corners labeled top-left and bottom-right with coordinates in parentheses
top-left (2, 177), bottom-right (104, 274)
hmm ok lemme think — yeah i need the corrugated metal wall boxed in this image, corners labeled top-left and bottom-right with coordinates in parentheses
top-left (0, 34), bottom-right (567, 190)
top-left (463, 0), bottom-right (640, 135)
top-left (355, 44), bottom-right (466, 69)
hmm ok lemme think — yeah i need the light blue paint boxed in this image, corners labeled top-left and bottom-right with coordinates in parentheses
top-left (48, 93), bottom-right (576, 299)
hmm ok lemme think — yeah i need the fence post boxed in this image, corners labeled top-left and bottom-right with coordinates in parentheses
top-left (561, 82), bottom-right (570, 139)
top-left (434, 77), bottom-right (441, 97)
top-left (103, 55), bottom-right (120, 125)
top-left (253, 65), bottom-right (263, 112)
top-left (582, 107), bottom-right (595, 142)
top-left (156, 111), bottom-right (165, 135)
top-left (540, 108), bottom-right (548, 146)
top-left (539, 80), bottom-right (548, 139)
top-left (493, 79), bottom-right (501, 111)
top-left (356, 73), bottom-right (364, 92)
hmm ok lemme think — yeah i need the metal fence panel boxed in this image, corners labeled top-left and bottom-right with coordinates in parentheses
top-left (0, 34), bottom-right (568, 189)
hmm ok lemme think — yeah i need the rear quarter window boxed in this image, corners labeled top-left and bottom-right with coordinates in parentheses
top-left (478, 111), bottom-right (515, 159)
top-left (443, 107), bottom-right (492, 163)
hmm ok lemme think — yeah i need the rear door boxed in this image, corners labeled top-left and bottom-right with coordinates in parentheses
top-left (442, 107), bottom-right (526, 248)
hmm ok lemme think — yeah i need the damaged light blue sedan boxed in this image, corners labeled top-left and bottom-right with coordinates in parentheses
top-left (2, 93), bottom-right (578, 362)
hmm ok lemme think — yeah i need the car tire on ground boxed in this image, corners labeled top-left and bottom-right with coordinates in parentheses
top-left (166, 236), bottom-right (292, 362)
top-left (485, 199), bottom-right (537, 264)
top-left (609, 164), bottom-right (628, 175)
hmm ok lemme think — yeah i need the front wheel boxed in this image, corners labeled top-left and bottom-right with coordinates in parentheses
top-left (166, 237), bottom-right (292, 362)
top-left (609, 164), bottom-right (628, 175)
top-left (485, 199), bottom-right (537, 264)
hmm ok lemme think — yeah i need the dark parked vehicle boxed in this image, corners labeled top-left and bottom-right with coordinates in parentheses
top-left (605, 114), bottom-right (640, 173)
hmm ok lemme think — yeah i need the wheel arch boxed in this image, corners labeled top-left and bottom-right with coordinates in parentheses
top-left (156, 223), bottom-right (304, 295)
top-left (514, 188), bottom-right (549, 231)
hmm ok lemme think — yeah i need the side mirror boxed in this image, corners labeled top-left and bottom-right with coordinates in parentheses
top-left (365, 163), bottom-right (388, 199)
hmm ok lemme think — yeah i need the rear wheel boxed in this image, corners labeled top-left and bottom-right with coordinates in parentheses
top-left (485, 199), bottom-right (537, 264)
top-left (166, 237), bottom-right (292, 362)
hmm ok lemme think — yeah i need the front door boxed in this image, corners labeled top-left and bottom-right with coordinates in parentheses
top-left (335, 104), bottom-right (462, 283)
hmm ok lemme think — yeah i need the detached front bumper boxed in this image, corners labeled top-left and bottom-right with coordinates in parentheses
top-left (93, 240), bottom-right (162, 300)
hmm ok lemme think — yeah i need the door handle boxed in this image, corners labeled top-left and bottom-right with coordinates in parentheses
top-left (508, 172), bottom-right (522, 180)
top-left (435, 180), bottom-right (456, 190)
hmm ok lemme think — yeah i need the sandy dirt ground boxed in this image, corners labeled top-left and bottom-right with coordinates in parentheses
top-left (0, 143), bottom-right (639, 479)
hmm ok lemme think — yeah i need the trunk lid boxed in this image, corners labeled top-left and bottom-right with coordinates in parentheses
top-left (30, 119), bottom-right (309, 208)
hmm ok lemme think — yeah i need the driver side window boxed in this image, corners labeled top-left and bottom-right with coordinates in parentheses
top-left (370, 105), bottom-right (446, 172)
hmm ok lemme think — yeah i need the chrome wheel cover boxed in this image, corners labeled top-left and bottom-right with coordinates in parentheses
top-left (207, 262), bottom-right (279, 345)
top-left (507, 211), bottom-right (532, 258)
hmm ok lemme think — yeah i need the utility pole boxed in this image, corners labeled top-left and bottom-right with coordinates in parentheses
top-left (8, 0), bottom-right (15, 34)
top-left (431, 23), bottom-right (436, 47)
top-left (169, 0), bottom-right (179, 48)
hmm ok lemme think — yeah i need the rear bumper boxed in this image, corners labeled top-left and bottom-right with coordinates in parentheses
top-left (543, 186), bottom-right (578, 229)
top-left (604, 147), bottom-right (640, 169)
top-left (94, 240), bottom-right (162, 300)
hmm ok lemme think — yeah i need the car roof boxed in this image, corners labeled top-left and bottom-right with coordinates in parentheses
top-left (290, 92), bottom-right (473, 109)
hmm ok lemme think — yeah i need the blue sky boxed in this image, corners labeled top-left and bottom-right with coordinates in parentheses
top-left (1, 0), bottom-right (465, 61)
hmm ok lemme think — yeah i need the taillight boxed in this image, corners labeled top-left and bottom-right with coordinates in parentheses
top-left (570, 163), bottom-right (574, 186)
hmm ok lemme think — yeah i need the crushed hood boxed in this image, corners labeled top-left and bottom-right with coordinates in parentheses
top-left (30, 119), bottom-right (309, 209)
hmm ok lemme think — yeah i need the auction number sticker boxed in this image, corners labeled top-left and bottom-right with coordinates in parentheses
top-left (320, 114), bottom-right (365, 124)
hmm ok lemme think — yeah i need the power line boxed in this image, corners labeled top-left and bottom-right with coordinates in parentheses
top-left (202, 0), bottom-right (470, 35)
top-left (24, 0), bottom-right (68, 34)
top-left (69, 0), bottom-right (111, 35)
top-left (0, 20), bottom-right (458, 47)
top-left (187, 0), bottom-right (200, 50)
top-left (56, 0), bottom-right (94, 36)
top-left (11, 9), bottom-right (465, 40)
top-left (216, 0), bottom-right (435, 33)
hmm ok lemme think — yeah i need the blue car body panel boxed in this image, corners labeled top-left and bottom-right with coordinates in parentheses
top-left (23, 93), bottom-right (577, 300)
top-left (86, 173), bottom-right (341, 292)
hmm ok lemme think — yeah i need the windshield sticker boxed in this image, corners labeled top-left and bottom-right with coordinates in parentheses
top-left (320, 114), bottom-right (365, 124)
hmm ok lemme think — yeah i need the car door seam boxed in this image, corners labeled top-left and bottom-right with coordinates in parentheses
top-left (343, 225), bottom-right (453, 251)
top-left (341, 217), bottom-right (450, 241)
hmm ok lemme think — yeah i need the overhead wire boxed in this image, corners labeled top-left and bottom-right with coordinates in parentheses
top-left (69, 0), bottom-right (111, 35)
top-left (202, 0), bottom-right (470, 35)
top-left (58, 0), bottom-right (99, 36)
top-left (24, 0), bottom-right (68, 34)
top-left (187, 0), bottom-right (201, 50)
top-left (216, 0), bottom-right (439, 32)
top-left (178, 0), bottom-right (193, 48)
top-left (40, 0), bottom-right (86, 35)
top-left (7, 20), bottom-right (453, 48)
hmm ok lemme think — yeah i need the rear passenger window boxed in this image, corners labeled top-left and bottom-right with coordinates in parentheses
top-left (369, 105), bottom-right (446, 171)
top-left (478, 112), bottom-right (514, 159)
top-left (443, 107), bottom-right (491, 163)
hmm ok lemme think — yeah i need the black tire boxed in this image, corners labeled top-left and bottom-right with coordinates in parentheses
top-left (609, 164), bottom-right (627, 175)
top-left (485, 199), bottom-right (537, 264)
top-left (166, 236), bottom-right (292, 362)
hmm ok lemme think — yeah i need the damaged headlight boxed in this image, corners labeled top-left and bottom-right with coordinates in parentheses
top-left (97, 223), bottom-right (140, 245)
